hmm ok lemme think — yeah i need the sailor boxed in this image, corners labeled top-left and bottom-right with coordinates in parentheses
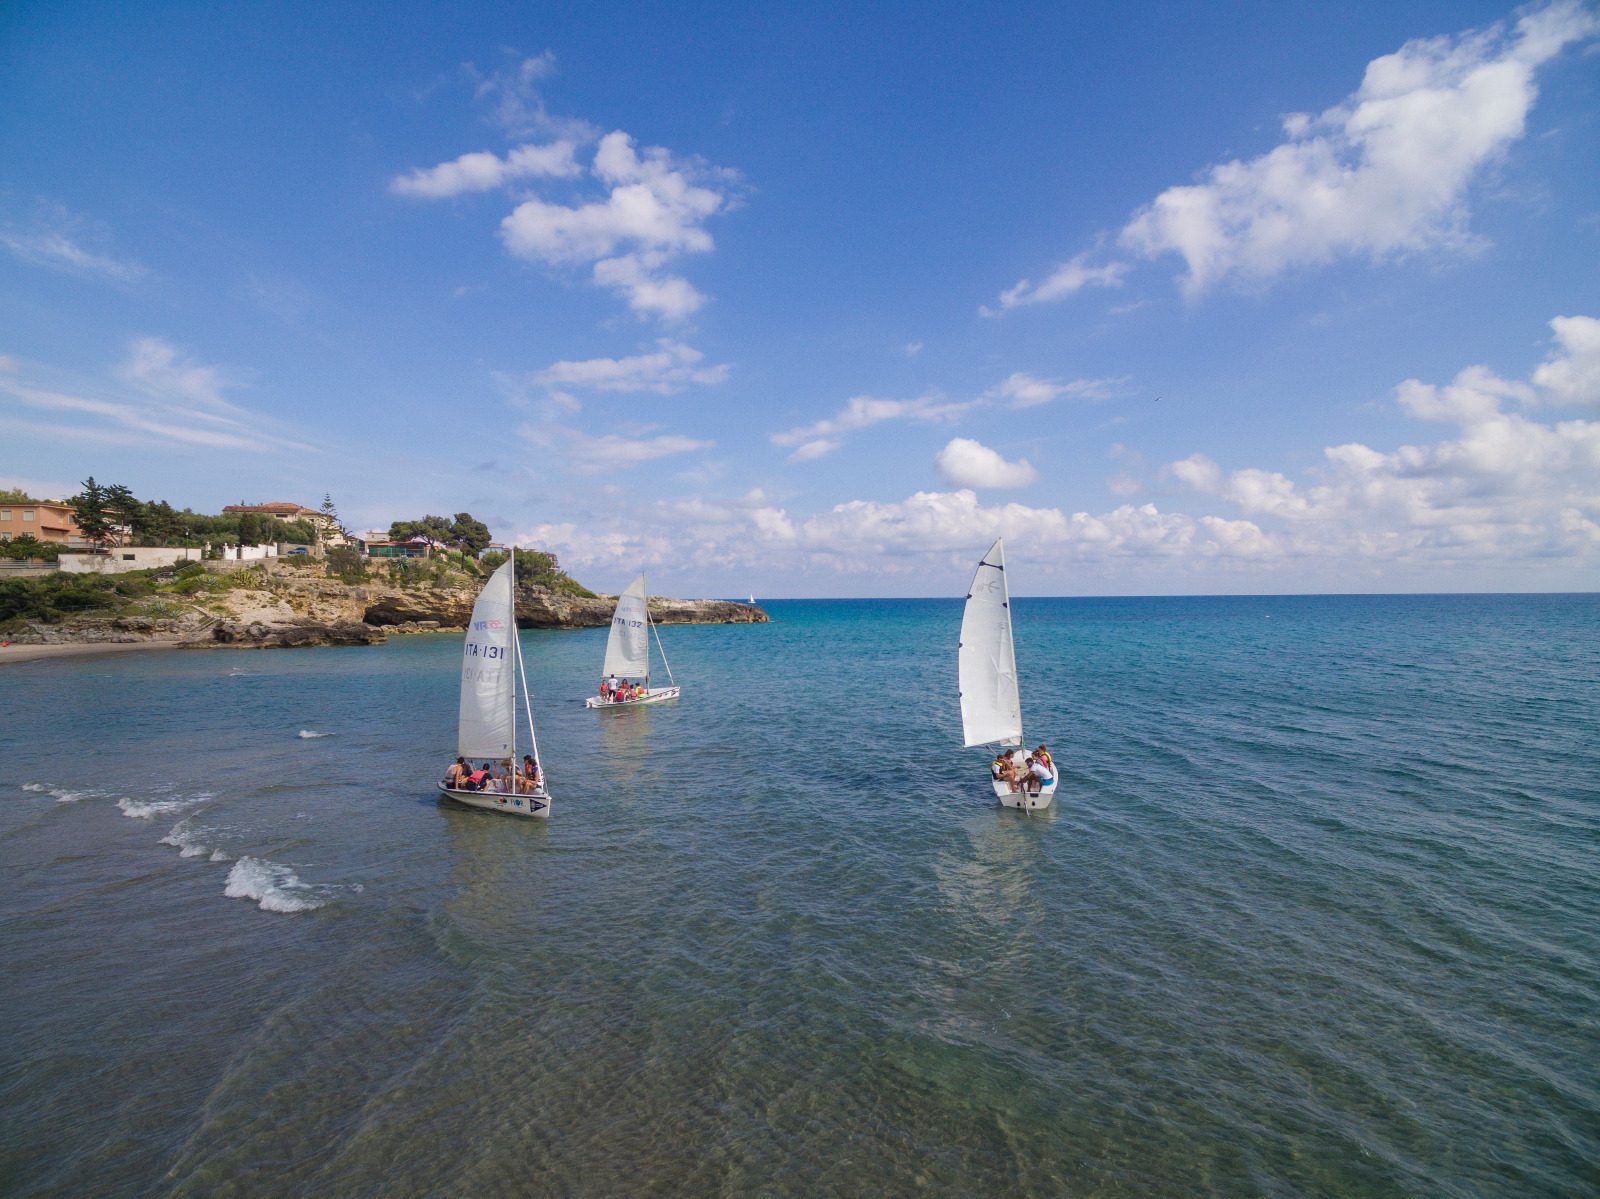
top-left (443, 757), bottom-right (467, 788)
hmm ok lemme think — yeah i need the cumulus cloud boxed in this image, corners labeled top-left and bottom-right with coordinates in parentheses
top-left (535, 340), bottom-right (731, 394)
top-left (533, 315), bottom-right (1599, 590)
top-left (390, 143), bottom-right (581, 198)
top-left (1532, 315), bottom-right (1600, 409)
top-left (990, 1), bottom-right (1599, 308)
top-left (1165, 325), bottom-right (1600, 563)
top-left (935, 437), bottom-right (1039, 489)
top-left (772, 394), bottom-right (975, 459)
top-left (398, 58), bottom-right (736, 320)
top-left (0, 339), bottom-right (307, 452)
top-left (500, 130), bottom-right (737, 320)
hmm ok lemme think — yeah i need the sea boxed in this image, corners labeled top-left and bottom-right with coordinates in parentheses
top-left (1, 595), bottom-right (1596, 1198)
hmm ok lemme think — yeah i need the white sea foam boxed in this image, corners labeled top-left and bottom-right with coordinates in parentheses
top-left (297, 730), bottom-right (333, 739)
top-left (118, 791), bottom-right (210, 820)
top-left (224, 857), bottom-right (327, 914)
top-left (159, 818), bottom-right (212, 858)
top-left (22, 782), bottom-right (86, 803)
top-left (210, 848), bottom-right (230, 862)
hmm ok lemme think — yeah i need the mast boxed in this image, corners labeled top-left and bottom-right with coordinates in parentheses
top-left (649, 605), bottom-right (675, 687)
top-left (507, 545), bottom-right (516, 783)
top-left (998, 537), bottom-right (1024, 742)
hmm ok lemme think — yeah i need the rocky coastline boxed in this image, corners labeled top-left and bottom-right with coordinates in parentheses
top-left (3, 570), bottom-right (767, 655)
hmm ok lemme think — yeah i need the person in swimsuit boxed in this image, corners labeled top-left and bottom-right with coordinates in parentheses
top-left (443, 756), bottom-right (467, 788)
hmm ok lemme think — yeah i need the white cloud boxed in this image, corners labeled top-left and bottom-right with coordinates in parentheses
top-left (935, 437), bottom-right (1039, 489)
top-left (530, 315), bottom-right (1600, 591)
top-left (1164, 328), bottom-right (1600, 563)
top-left (988, 2), bottom-right (1598, 310)
top-left (0, 340), bottom-right (307, 452)
top-left (1532, 315), bottom-right (1600, 409)
top-left (470, 53), bottom-right (597, 142)
top-left (986, 253), bottom-right (1129, 313)
top-left (535, 340), bottom-right (730, 394)
top-left (0, 203), bottom-right (147, 284)
top-left (985, 371), bottom-right (1126, 408)
top-left (390, 142), bottom-right (581, 198)
top-left (1119, 1), bottom-right (1599, 297)
top-left (520, 421), bottom-right (713, 474)
top-left (499, 130), bottom-right (736, 320)
top-left (772, 394), bottom-right (975, 459)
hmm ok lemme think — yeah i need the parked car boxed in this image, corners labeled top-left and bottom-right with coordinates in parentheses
top-left (288, 547), bottom-right (309, 555)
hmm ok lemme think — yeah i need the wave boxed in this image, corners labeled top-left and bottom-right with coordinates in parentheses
top-left (158, 818), bottom-right (221, 859)
top-left (22, 782), bottom-right (86, 803)
top-left (297, 730), bottom-right (333, 739)
top-left (118, 793), bottom-right (210, 820)
top-left (224, 857), bottom-right (328, 914)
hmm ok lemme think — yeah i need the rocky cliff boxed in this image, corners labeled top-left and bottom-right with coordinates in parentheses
top-left (7, 567), bottom-right (767, 650)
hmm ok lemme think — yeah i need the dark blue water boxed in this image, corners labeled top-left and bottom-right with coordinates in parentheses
top-left (2, 595), bottom-right (1596, 1196)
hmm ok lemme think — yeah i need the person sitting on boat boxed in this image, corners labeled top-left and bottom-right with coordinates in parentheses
top-left (1033, 744), bottom-right (1054, 773)
top-left (997, 752), bottom-right (1021, 793)
top-left (443, 756), bottom-right (467, 788)
top-left (519, 754), bottom-right (539, 793)
top-left (462, 763), bottom-right (490, 791)
top-left (1026, 754), bottom-right (1053, 796)
top-left (616, 681), bottom-right (632, 703)
top-left (991, 753), bottom-right (1008, 783)
top-left (599, 677), bottom-right (612, 702)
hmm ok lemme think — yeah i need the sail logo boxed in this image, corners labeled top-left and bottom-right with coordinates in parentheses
top-left (473, 618), bottom-right (504, 631)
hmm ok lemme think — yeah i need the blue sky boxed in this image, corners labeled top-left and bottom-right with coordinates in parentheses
top-left (2, 0), bottom-right (1597, 596)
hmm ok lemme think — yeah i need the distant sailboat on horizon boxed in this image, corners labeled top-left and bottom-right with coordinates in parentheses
top-left (958, 537), bottom-right (1057, 810)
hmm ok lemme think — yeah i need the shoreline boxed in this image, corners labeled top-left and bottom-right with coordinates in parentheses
top-left (0, 641), bottom-right (191, 666)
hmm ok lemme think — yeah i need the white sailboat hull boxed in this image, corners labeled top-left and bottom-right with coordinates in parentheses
top-left (438, 782), bottom-right (551, 818)
top-left (989, 747), bottom-right (1058, 809)
top-left (584, 686), bottom-right (681, 708)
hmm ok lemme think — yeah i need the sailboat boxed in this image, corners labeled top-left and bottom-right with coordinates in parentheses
top-left (437, 556), bottom-right (551, 817)
top-left (958, 537), bottom-right (1057, 810)
top-left (584, 575), bottom-right (681, 708)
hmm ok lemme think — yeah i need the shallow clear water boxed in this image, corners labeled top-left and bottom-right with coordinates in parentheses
top-left (2, 595), bottom-right (1597, 1197)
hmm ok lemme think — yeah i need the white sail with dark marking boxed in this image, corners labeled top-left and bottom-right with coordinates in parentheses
top-left (601, 575), bottom-right (651, 680)
top-left (458, 559), bottom-right (517, 758)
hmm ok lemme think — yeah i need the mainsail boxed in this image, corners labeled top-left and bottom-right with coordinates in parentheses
top-left (601, 575), bottom-right (651, 679)
top-left (458, 559), bottom-right (516, 758)
top-left (959, 537), bottom-right (1023, 747)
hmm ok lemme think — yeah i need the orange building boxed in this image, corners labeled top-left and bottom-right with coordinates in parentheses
top-left (0, 500), bottom-right (87, 546)
top-left (222, 501), bottom-right (347, 545)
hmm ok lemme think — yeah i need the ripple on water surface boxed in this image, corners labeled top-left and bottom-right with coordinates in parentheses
top-left (0, 594), bottom-right (1596, 1197)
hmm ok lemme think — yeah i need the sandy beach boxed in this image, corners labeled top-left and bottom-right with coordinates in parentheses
top-left (0, 641), bottom-right (186, 666)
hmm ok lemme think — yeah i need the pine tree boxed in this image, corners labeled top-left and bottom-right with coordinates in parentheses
top-left (69, 477), bottom-right (114, 550)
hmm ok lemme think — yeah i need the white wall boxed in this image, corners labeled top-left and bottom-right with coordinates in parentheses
top-left (58, 547), bottom-right (205, 574)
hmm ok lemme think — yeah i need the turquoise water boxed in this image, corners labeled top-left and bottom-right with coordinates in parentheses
top-left (2, 595), bottom-right (1597, 1197)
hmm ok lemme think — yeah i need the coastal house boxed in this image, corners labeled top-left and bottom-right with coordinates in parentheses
top-left (222, 501), bottom-right (348, 546)
top-left (0, 500), bottom-right (88, 546)
top-left (363, 535), bottom-right (436, 559)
